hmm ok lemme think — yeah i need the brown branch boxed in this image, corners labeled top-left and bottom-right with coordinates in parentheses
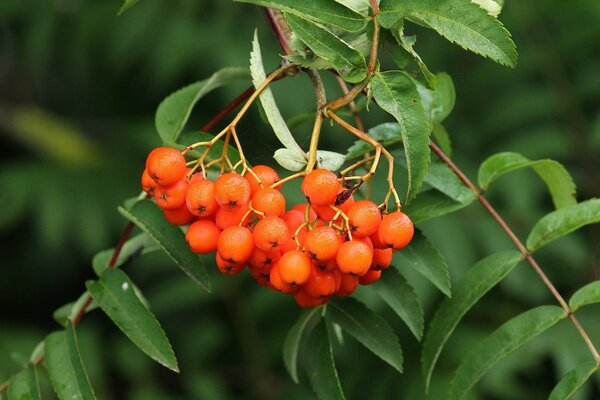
top-left (264, 8), bottom-right (293, 55)
top-left (429, 141), bottom-right (600, 363)
top-left (201, 86), bottom-right (255, 133)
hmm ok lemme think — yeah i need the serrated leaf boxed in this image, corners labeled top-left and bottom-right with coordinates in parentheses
top-left (394, 229), bottom-right (451, 297)
top-left (334, 0), bottom-right (370, 15)
top-left (236, 0), bottom-right (367, 32)
top-left (472, 0), bottom-right (501, 17)
top-left (118, 200), bottom-right (210, 291)
top-left (431, 123), bottom-right (452, 156)
top-left (274, 148), bottom-right (307, 171)
top-left (403, 189), bottom-right (472, 224)
top-left (371, 71), bottom-right (430, 203)
top-left (304, 319), bottom-right (346, 400)
top-left (285, 13), bottom-right (367, 83)
top-left (548, 361), bottom-right (599, 400)
top-left (92, 232), bottom-right (159, 276)
top-left (392, 22), bottom-right (436, 88)
top-left (283, 308), bottom-right (321, 383)
top-left (478, 152), bottom-right (577, 209)
top-left (378, 0), bottom-right (517, 67)
top-left (53, 292), bottom-right (99, 328)
top-left (372, 268), bottom-right (424, 340)
top-left (421, 251), bottom-right (522, 391)
top-left (86, 268), bottom-right (178, 372)
top-left (250, 31), bottom-right (305, 156)
top-left (448, 306), bottom-right (567, 399)
top-left (155, 67), bottom-right (250, 143)
top-left (414, 73), bottom-right (456, 126)
top-left (118, 0), bottom-right (140, 16)
top-left (7, 365), bottom-right (41, 400)
top-left (526, 199), bottom-right (600, 252)
top-left (327, 297), bottom-right (403, 373)
top-left (45, 323), bottom-right (97, 400)
top-left (569, 280), bottom-right (600, 312)
top-left (346, 122), bottom-right (404, 160)
top-left (316, 150), bottom-right (346, 171)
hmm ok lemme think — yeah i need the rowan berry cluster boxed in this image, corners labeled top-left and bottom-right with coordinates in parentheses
top-left (141, 146), bottom-right (414, 307)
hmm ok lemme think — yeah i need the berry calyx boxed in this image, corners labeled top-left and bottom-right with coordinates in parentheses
top-left (214, 172), bottom-right (251, 208)
top-left (217, 226), bottom-right (254, 263)
top-left (277, 250), bottom-right (312, 286)
top-left (303, 226), bottom-right (342, 261)
top-left (253, 216), bottom-right (289, 252)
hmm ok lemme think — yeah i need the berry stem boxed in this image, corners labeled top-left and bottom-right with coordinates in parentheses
top-left (269, 171), bottom-right (305, 188)
top-left (305, 70), bottom-right (327, 173)
top-left (340, 155), bottom-right (376, 176)
top-left (429, 141), bottom-right (600, 364)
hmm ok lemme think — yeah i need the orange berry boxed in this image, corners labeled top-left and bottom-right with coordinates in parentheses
top-left (215, 203), bottom-right (250, 230)
top-left (347, 200), bottom-right (381, 237)
top-left (146, 147), bottom-right (187, 187)
top-left (301, 169), bottom-right (340, 206)
top-left (185, 219), bottom-right (221, 254)
top-left (354, 235), bottom-right (374, 251)
top-left (314, 257), bottom-right (337, 272)
top-left (189, 172), bottom-right (204, 183)
top-left (304, 265), bottom-right (337, 298)
top-left (253, 216), bottom-right (289, 252)
top-left (371, 248), bottom-right (393, 270)
top-left (163, 203), bottom-right (195, 226)
top-left (304, 226), bottom-right (342, 261)
top-left (278, 250), bottom-right (312, 286)
top-left (335, 274), bottom-right (359, 296)
top-left (186, 179), bottom-right (218, 218)
top-left (248, 247), bottom-right (281, 270)
top-left (370, 229), bottom-right (387, 249)
top-left (249, 265), bottom-right (271, 287)
top-left (312, 188), bottom-right (354, 221)
top-left (154, 179), bottom-right (188, 210)
top-left (279, 227), bottom-right (307, 253)
top-left (252, 188), bottom-right (286, 217)
top-left (359, 270), bottom-right (382, 285)
top-left (246, 165), bottom-right (280, 195)
top-left (379, 211), bottom-right (414, 250)
top-left (283, 210), bottom-right (305, 232)
top-left (214, 172), bottom-right (251, 208)
top-left (216, 253), bottom-right (245, 275)
top-left (291, 203), bottom-right (317, 220)
top-left (141, 168), bottom-right (157, 196)
top-left (217, 226), bottom-right (254, 263)
top-left (336, 240), bottom-right (373, 276)
top-left (294, 290), bottom-right (328, 308)
top-left (270, 263), bottom-right (297, 294)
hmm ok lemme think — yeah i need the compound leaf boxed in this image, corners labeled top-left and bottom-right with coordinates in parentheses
top-left (569, 280), bottom-right (600, 312)
top-left (548, 361), bottom-right (599, 400)
top-left (283, 308), bottom-right (321, 383)
top-left (7, 365), bottom-right (41, 400)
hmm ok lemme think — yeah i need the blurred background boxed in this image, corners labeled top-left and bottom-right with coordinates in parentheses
top-left (1, 0), bottom-right (599, 399)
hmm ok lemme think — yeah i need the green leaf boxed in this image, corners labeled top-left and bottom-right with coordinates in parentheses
top-left (327, 297), bottom-right (403, 373)
top-left (235, 0), bottom-right (367, 32)
top-left (372, 268), bottom-right (424, 340)
top-left (283, 308), bottom-right (321, 383)
top-left (478, 152), bottom-right (577, 209)
top-left (548, 361), bottom-right (599, 400)
top-left (304, 319), bottom-right (346, 400)
top-left (274, 148), bottom-right (307, 171)
top-left (414, 73), bottom-right (456, 126)
top-left (7, 366), bottom-right (41, 400)
top-left (250, 31), bottom-right (305, 155)
top-left (155, 67), bottom-right (250, 143)
top-left (371, 71), bottom-right (430, 203)
top-left (92, 232), bottom-right (159, 276)
top-left (472, 0), bottom-right (502, 17)
top-left (86, 268), bottom-right (178, 372)
top-left (391, 22), bottom-right (436, 88)
top-left (53, 292), bottom-right (99, 328)
top-left (334, 0), bottom-right (370, 15)
top-left (45, 323), bottom-right (97, 400)
top-left (394, 229), bottom-right (451, 297)
top-left (403, 189), bottom-right (472, 224)
top-left (378, 0), bottom-right (517, 67)
top-left (421, 251), bottom-right (522, 391)
top-left (117, 0), bottom-right (140, 16)
top-left (569, 280), bottom-right (600, 312)
top-left (346, 122), bottom-right (404, 160)
top-left (448, 306), bottom-right (567, 399)
top-left (285, 13), bottom-right (367, 83)
top-left (431, 123), bottom-right (452, 156)
top-left (526, 199), bottom-right (600, 252)
top-left (316, 150), bottom-right (346, 171)
top-left (118, 200), bottom-right (210, 291)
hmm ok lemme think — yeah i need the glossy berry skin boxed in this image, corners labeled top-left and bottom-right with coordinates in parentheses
top-left (283, 210), bottom-right (305, 232)
top-left (253, 216), bottom-right (289, 252)
top-left (335, 274), bottom-right (359, 296)
top-left (301, 169), bottom-right (340, 206)
top-left (163, 203), bottom-right (195, 226)
top-left (291, 203), bottom-right (317, 220)
top-left (186, 179), bottom-right (218, 218)
top-left (294, 290), bottom-right (328, 308)
top-left (216, 254), bottom-right (245, 275)
top-left (185, 219), bottom-right (221, 254)
top-left (246, 165), bottom-right (280, 195)
top-left (371, 248), bottom-right (393, 270)
top-left (347, 200), bottom-right (381, 237)
top-left (252, 188), bottom-right (286, 217)
top-left (215, 203), bottom-right (250, 230)
top-left (304, 226), bottom-right (342, 261)
top-left (154, 179), bottom-right (188, 210)
top-left (359, 270), bottom-right (382, 285)
top-left (370, 229), bottom-right (388, 249)
top-left (336, 240), bottom-right (373, 276)
top-left (217, 226), bottom-right (254, 263)
top-left (304, 265), bottom-right (337, 298)
top-left (146, 147), bottom-right (187, 187)
top-left (312, 188), bottom-right (354, 221)
top-left (314, 257), bottom-right (337, 272)
top-left (141, 168), bottom-right (157, 196)
top-left (248, 248), bottom-right (281, 270)
top-left (277, 250), bottom-right (312, 286)
top-left (269, 263), bottom-right (297, 294)
top-left (214, 172), bottom-right (251, 208)
top-left (379, 211), bottom-right (414, 250)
